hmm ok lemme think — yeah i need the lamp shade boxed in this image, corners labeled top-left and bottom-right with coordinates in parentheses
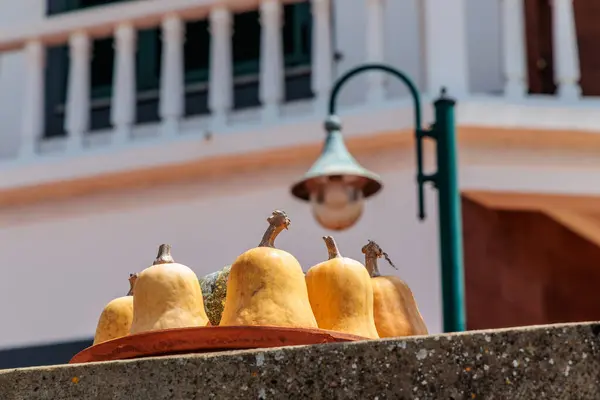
top-left (290, 116), bottom-right (383, 201)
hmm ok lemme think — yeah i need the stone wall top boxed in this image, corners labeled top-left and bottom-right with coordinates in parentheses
top-left (1, 322), bottom-right (599, 399)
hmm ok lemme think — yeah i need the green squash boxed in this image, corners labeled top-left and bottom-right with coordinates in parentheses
top-left (199, 265), bottom-right (231, 326)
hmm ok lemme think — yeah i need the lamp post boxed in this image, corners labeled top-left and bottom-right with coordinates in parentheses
top-left (290, 63), bottom-right (466, 333)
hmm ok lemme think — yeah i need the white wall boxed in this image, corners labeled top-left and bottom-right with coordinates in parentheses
top-left (333, 0), bottom-right (426, 107)
top-left (466, 0), bottom-right (503, 94)
top-left (0, 149), bottom-right (442, 349)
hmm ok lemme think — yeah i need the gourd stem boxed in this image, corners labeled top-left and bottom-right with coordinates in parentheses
top-left (364, 251), bottom-right (381, 277)
top-left (258, 210), bottom-right (291, 248)
top-left (362, 239), bottom-right (397, 277)
top-left (127, 273), bottom-right (138, 296)
top-left (323, 236), bottom-right (341, 259)
top-left (153, 244), bottom-right (175, 265)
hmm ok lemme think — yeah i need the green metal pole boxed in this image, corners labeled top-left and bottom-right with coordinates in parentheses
top-left (322, 64), bottom-right (467, 332)
top-left (432, 89), bottom-right (467, 333)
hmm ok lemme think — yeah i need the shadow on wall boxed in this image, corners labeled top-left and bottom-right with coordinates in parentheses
top-left (0, 338), bottom-right (92, 370)
top-left (462, 196), bottom-right (600, 330)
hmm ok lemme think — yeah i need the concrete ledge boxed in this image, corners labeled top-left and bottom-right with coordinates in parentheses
top-left (1, 322), bottom-right (599, 399)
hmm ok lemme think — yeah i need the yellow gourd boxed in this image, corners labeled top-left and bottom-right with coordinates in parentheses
top-left (305, 236), bottom-right (379, 339)
top-left (362, 240), bottom-right (428, 338)
top-left (93, 274), bottom-right (137, 345)
top-left (130, 244), bottom-right (209, 334)
top-left (220, 210), bottom-right (318, 328)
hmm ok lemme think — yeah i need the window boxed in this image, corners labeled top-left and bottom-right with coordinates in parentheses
top-left (45, 0), bottom-right (314, 137)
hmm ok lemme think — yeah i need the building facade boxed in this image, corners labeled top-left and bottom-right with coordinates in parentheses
top-left (0, 0), bottom-right (599, 367)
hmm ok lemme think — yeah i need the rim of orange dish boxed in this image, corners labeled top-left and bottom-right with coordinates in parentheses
top-left (69, 325), bottom-right (369, 364)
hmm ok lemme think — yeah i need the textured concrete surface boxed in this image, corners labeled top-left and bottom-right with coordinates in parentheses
top-left (1, 322), bottom-right (599, 399)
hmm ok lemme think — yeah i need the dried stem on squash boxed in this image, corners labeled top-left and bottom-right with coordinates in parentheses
top-left (322, 236), bottom-right (342, 260)
top-left (258, 210), bottom-right (291, 248)
top-left (361, 240), bottom-right (397, 277)
top-left (153, 244), bottom-right (175, 265)
top-left (127, 273), bottom-right (138, 296)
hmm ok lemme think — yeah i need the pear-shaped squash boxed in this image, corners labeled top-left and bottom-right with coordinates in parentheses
top-left (362, 240), bottom-right (428, 337)
top-left (93, 274), bottom-right (137, 345)
top-left (305, 236), bottom-right (379, 339)
top-left (130, 244), bottom-right (209, 334)
top-left (220, 210), bottom-right (317, 328)
top-left (199, 264), bottom-right (231, 326)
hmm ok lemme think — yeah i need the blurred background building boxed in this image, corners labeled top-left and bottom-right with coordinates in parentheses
top-left (1, 0), bottom-right (600, 368)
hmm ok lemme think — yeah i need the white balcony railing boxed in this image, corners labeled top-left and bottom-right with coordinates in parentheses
top-left (0, 0), bottom-right (340, 161)
top-left (0, 0), bottom-right (590, 168)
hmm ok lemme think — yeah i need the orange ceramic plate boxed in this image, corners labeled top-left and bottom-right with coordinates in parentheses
top-left (69, 326), bottom-right (368, 364)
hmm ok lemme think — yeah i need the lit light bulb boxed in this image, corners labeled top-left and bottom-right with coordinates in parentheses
top-left (309, 177), bottom-right (365, 231)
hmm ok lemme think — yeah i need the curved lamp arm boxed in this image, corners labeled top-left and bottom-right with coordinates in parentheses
top-left (326, 63), bottom-right (428, 220)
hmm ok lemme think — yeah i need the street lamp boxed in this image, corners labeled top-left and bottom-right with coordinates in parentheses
top-left (290, 63), bottom-right (466, 333)
top-left (290, 114), bottom-right (382, 231)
